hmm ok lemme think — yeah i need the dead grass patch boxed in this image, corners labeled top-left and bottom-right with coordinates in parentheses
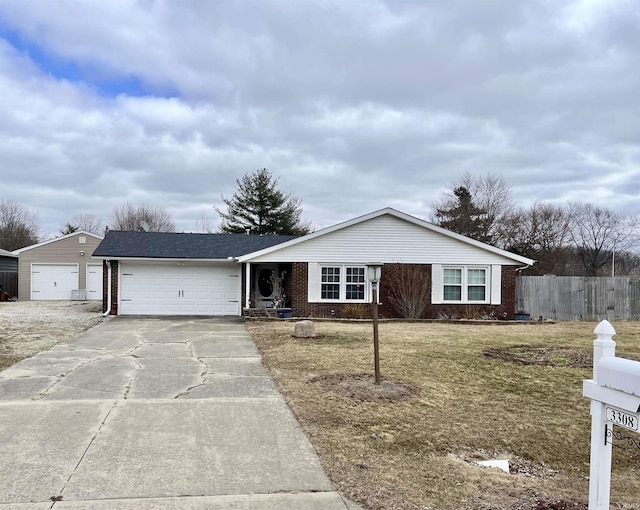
top-left (248, 320), bottom-right (640, 510)
top-left (309, 372), bottom-right (419, 402)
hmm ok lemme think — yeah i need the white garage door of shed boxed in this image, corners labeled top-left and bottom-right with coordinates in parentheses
top-left (86, 264), bottom-right (103, 300)
top-left (119, 262), bottom-right (241, 315)
top-left (31, 264), bottom-right (79, 300)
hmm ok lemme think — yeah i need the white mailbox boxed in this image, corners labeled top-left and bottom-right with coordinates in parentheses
top-left (583, 320), bottom-right (640, 510)
top-left (599, 356), bottom-right (640, 400)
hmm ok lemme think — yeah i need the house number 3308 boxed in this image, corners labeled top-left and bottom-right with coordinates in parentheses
top-left (605, 406), bottom-right (639, 431)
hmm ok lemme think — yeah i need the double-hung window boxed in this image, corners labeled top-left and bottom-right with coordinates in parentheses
top-left (443, 266), bottom-right (487, 302)
top-left (320, 265), bottom-right (367, 301)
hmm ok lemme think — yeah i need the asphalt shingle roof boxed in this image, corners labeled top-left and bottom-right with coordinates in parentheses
top-left (92, 231), bottom-right (298, 259)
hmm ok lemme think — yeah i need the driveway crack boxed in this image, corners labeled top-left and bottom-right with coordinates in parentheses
top-left (123, 357), bottom-right (142, 400)
top-left (52, 400), bottom-right (119, 504)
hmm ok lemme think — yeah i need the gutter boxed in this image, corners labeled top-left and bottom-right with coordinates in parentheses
top-left (103, 259), bottom-right (112, 317)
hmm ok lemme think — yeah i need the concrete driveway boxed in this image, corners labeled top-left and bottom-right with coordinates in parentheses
top-left (0, 317), bottom-right (359, 509)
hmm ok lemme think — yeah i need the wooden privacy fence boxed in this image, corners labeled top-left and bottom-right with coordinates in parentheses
top-left (516, 275), bottom-right (640, 321)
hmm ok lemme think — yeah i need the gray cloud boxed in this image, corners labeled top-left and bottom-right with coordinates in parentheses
top-left (0, 0), bottom-right (638, 239)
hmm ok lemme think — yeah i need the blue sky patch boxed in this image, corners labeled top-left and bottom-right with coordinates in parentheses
top-left (0, 28), bottom-right (174, 98)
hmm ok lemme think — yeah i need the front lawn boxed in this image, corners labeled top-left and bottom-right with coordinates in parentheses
top-left (247, 320), bottom-right (640, 510)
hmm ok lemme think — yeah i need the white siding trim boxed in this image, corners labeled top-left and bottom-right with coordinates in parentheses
top-left (491, 265), bottom-right (502, 305)
top-left (431, 264), bottom-right (443, 304)
top-left (307, 262), bottom-right (318, 302)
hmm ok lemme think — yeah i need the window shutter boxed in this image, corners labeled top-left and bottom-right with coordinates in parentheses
top-left (431, 264), bottom-right (443, 304)
top-left (308, 262), bottom-right (318, 302)
top-left (490, 265), bottom-right (501, 304)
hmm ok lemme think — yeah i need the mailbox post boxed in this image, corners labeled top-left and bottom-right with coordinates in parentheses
top-left (583, 320), bottom-right (640, 510)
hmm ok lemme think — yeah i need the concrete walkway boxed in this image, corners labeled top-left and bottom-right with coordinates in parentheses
top-left (0, 317), bottom-right (360, 509)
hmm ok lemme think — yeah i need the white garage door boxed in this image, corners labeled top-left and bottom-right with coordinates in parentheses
top-left (86, 264), bottom-right (103, 300)
top-left (119, 262), bottom-right (241, 316)
top-left (31, 264), bottom-right (79, 300)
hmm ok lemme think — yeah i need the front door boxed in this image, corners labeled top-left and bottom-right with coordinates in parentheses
top-left (254, 264), bottom-right (279, 308)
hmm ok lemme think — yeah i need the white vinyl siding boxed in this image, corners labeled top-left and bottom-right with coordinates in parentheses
top-left (242, 215), bottom-right (522, 265)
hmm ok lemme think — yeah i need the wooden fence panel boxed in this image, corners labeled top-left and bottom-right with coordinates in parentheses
top-left (516, 275), bottom-right (640, 321)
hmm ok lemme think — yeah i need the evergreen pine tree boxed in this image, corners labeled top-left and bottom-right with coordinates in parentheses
top-left (216, 168), bottom-right (311, 235)
top-left (435, 186), bottom-right (491, 242)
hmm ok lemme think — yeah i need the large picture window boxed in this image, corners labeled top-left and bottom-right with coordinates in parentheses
top-left (443, 266), bottom-right (487, 302)
top-left (320, 265), bottom-right (367, 301)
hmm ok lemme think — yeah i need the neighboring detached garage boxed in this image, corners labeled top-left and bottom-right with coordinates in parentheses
top-left (14, 231), bottom-right (104, 301)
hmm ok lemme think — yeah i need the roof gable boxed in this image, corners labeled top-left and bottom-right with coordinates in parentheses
top-left (12, 231), bottom-right (104, 254)
top-left (238, 208), bottom-right (535, 266)
top-left (92, 231), bottom-right (298, 260)
top-left (0, 248), bottom-right (18, 258)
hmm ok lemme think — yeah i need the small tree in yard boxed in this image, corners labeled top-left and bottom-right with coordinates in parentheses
top-left (386, 264), bottom-right (431, 319)
top-left (215, 168), bottom-right (311, 235)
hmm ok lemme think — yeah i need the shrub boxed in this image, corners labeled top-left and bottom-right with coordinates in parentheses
top-left (386, 264), bottom-right (431, 319)
top-left (342, 303), bottom-right (367, 319)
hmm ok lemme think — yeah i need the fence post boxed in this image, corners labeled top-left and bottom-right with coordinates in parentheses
top-left (588, 320), bottom-right (616, 510)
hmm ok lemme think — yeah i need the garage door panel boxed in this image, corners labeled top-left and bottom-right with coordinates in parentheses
top-left (119, 263), bottom-right (241, 316)
top-left (31, 264), bottom-right (79, 300)
top-left (86, 264), bottom-right (103, 300)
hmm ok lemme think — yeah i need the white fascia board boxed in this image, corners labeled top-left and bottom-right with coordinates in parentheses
top-left (238, 207), bottom-right (536, 266)
top-left (13, 231), bottom-right (104, 254)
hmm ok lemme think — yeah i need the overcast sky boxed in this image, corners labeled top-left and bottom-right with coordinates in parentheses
top-left (1, 0), bottom-right (639, 239)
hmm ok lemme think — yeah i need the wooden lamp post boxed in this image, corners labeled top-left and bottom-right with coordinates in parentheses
top-left (367, 263), bottom-right (383, 385)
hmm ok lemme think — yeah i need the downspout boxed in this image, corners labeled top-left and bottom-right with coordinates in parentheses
top-left (103, 259), bottom-right (112, 317)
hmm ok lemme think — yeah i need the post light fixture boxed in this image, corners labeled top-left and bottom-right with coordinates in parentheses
top-left (367, 264), bottom-right (382, 285)
top-left (366, 263), bottom-right (384, 385)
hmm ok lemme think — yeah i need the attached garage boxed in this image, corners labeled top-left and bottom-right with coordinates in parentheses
top-left (93, 230), bottom-right (297, 317)
top-left (119, 262), bottom-right (241, 316)
top-left (31, 264), bottom-right (79, 300)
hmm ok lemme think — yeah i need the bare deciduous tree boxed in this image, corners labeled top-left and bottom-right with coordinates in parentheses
top-left (109, 202), bottom-right (176, 232)
top-left (71, 214), bottom-right (104, 235)
top-left (568, 202), bottom-right (639, 276)
top-left (430, 172), bottom-right (514, 245)
top-left (194, 210), bottom-right (215, 233)
top-left (0, 199), bottom-right (40, 251)
top-left (499, 202), bottom-right (572, 274)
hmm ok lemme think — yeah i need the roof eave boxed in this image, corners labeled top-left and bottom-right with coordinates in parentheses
top-left (90, 256), bottom-right (238, 263)
top-left (13, 231), bottom-right (104, 254)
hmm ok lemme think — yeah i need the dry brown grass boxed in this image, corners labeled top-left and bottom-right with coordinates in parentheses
top-left (247, 320), bottom-right (640, 510)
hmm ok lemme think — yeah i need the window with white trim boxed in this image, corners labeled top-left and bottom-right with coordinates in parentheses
top-left (320, 265), bottom-right (367, 301)
top-left (443, 266), bottom-right (487, 302)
